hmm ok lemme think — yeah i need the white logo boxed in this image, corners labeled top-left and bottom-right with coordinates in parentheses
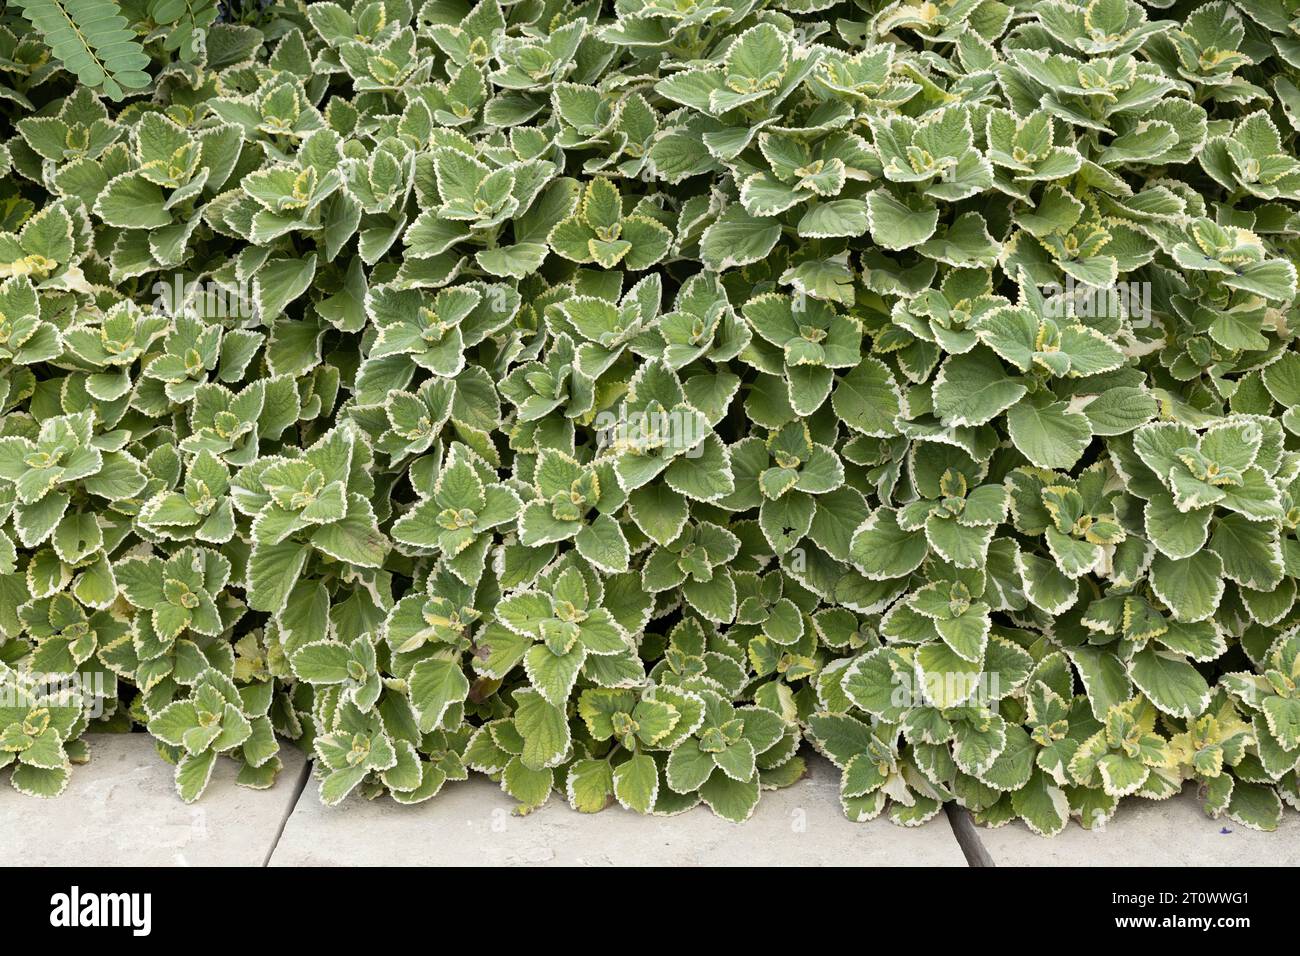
top-left (49, 886), bottom-right (151, 937)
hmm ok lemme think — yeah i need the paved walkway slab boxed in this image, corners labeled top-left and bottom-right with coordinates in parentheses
top-left (270, 755), bottom-right (969, 866)
top-left (959, 787), bottom-right (1300, 866)
top-left (1, 733), bottom-right (308, 867)
top-left (19, 737), bottom-right (1295, 867)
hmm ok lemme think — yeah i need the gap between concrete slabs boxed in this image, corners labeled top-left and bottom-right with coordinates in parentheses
top-left (263, 749), bottom-right (312, 866)
top-left (0, 733), bottom-right (308, 867)
top-left (945, 804), bottom-right (995, 867)
top-left (268, 753), bottom-right (972, 866)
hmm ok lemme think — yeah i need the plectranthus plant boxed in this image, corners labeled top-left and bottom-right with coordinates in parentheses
top-left (0, 0), bottom-right (1299, 837)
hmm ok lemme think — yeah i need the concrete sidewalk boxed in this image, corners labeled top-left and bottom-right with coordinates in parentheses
top-left (0, 734), bottom-right (308, 866)
top-left (269, 754), bottom-right (967, 866)
top-left (948, 789), bottom-right (1300, 866)
top-left (4, 734), bottom-right (1297, 866)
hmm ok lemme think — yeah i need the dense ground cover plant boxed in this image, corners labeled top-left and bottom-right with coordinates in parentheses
top-left (1, 0), bottom-right (1299, 836)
